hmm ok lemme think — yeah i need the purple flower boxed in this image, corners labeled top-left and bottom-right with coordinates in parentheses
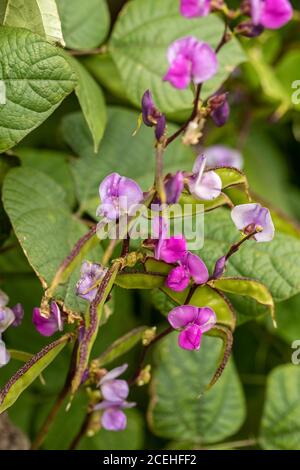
top-left (211, 96), bottom-right (230, 127)
top-left (188, 155), bottom-right (222, 200)
top-left (204, 145), bottom-right (243, 170)
top-left (0, 289), bottom-right (9, 307)
top-left (180, 0), bottom-right (211, 17)
top-left (97, 173), bottom-right (143, 221)
top-left (231, 203), bottom-right (275, 242)
top-left (0, 306), bottom-right (15, 333)
top-left (0, 336), bottom-right (10, 368)
top-left (76, 261), bottom-right (107, 302)
top-left (141, 90), bottom-right (166, 140)
top-left (166, 252), bottom-right (209, 291)
top-left (33, 301), bottom-right (63, 337)
top-left (164, 37), bottom-right (218, 89)
top-left (212, 255), bottom-right (227, 279)
top-left (250, 0), bottom-right (293, 29)
top-left (11, 303), bottom-right (24, 327)
top-left (95, 399), bottom-right (136, 432)
top-left (99, 364), bottom-right (129, 402)
top-left (165, 172), bottom-right (184, 204)
top-left (168, 305), bottom-right (217, 350)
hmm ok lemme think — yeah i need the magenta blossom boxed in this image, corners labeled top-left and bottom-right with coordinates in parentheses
top-left (76, 261), bottom-right (107, 302)
top-left (250, 0), bottom-right (293, 29)
top-left (164, 36), bottom-right (218, 89)
top-left (180, 0), bottom-right (211, 17)
top-left (211, 96), bottom-right (230, 127)
top-left (231, 203), bottom-right (275, 242)
top-left (152, 217), bottom-right (187, 263)
top-left (168, 305), bottom-right (217, 350)
top-left (166, 252), bottom-right (209, 291)
top-left (188, 155), bottom-right (222, 200)
top-left (97, 173), bottom-right (143, 221)
top-left (204, 145), bottom-right (243, 170)
top-left (33, 302), bottom-right (63, 337)
top-left (99, 364), bottom-right (129, 403)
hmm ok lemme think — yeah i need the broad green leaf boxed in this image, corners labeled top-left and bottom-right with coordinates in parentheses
top-left (211, 277), bottom-right (275, 324)
top-left (110, 1), bottom-right (246, 115)
top-left (260, 365), bottom-right (300, 450)
top-left (247, 47), bottom-right (290, 117)
top-left (67, 56), bottom-right (107, 152)
top-left (83, 52), bottom-right (129, 102)
top-left (200, 209), bottom-right (300, 302)
top-left (115, 272), bottom-right (165, 290)
top-left (2, 0), bottom-right (65, 45)
top-left (0, 334), bottom-right (72, 414)
top-left (56, 0), bottom-right (110, 50)
top-left (214, 167), bottom-right (249, 191)
top-left (15, 147), bottom-right (76, 208)
top-left (149, 335), bottom-right (245, 443)
top-left (62, 108), bottom-right (194, 216)
top-left (0, 27), bottom-right (76, 153)
top-left (276, 50), bottom-right (300, 112)
top-left (2, 167), bottom-right (102, 312)
top-left (0, 153), bottom-right (19, 247)
top-left (92, 326), bottom-right (148, 367)
top-left (273, 294), bottom-right (300, 344)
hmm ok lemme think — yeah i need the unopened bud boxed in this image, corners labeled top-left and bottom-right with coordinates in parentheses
top-left (86, 411), bottom-right (102, 437)
top-left (136, 365), bottom-right (152, 386)
top-left (142, 327), bottom-right (157, 346)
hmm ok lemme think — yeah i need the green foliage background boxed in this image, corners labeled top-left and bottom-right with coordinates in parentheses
top-left (0, 0), bottom-right (300, 450)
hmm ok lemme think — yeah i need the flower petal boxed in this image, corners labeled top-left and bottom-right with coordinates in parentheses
top-left (166, 266), bottom-right (190, 292)
top-left (101, 379), bottom-right (129, 402)
top-left (178, 324), bottom-right (202, 350)
top-left (190, 170), bottom-right (222, 200)
top-left (168, 305), bottom-right (199, 329)
top-left (180, 0), bottom-right (211, 18)
top-left (0, 307), bottom-right (15, 333)
top-left (194, 307), bottom-right (217, 332)
top-left (99, 364), bottom-right (128, 384)
top-left (0, 337), bottom-right (10, 367)
top-left (184, 252), bottom-right (209, 284)
top-left (0, 289), bottom-right (9, 308)
top-left (101, 407), bottom-right (127, 431)
top-left (158, 236), bottom-right (187, 263)
top-left (204, 145), bottom-right (243, 169)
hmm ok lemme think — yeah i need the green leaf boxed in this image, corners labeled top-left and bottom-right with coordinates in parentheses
top-left (66, 56), bottom-right (107, 152)
top-left (149, 334), bottom-right (245, 443)
top-left (110, 1), bottom-right (246, 115)
top-left (115, 272), bottom-right (165, 289)
top-left (211, 277), bottom-right (275, 325)
top-left (189, 285), bottom-right (236, 330)
top-left (276, 50), bottom-right (300, 112)
top-left (56, 0), bottom-right (110, 50)
top-left (200, 209), bottom-right (300, 303)
top-left (83, 52), bottom-right (129, 102)
top-left (273, 294), bottom-right (300, 344)
top-left (2, 167), bottom-right (102, 312)
top-left (260, 365), bottom-right (300, 450)
top-left (92, 326), bottom-right (148, 367)
top-left (2, 0), bottom-right (65, 45)
top-left (0, 334), bottom-right (72, 414)
top-left (62, 108), bottom-right (194, 216)
top-left (15, 147), bottom-right (76, 208)
top-left (0, 27), bottom-right (76, 153)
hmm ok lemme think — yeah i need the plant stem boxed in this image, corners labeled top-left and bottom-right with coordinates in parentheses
top-left (225, 229), bottom-right (258, 260)
top-left (200, 437), bottom-right (257, 450)
top-left (30, 341), bottom-right (79, 450)
top-left (69, 413), bottom-right (92, 450)
top-left (155, 145), bottom-right (166, 203)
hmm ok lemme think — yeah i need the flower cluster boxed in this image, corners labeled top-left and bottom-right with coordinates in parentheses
top-left (0, 289), bottom-right (23, 367)
top-left (95, 364), bottom-right (135, 431)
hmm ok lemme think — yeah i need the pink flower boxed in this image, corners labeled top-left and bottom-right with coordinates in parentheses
top-left (231, 203), bottom-right (275, 242)
top-left (33, 302), bottom-right (63, 337)
top-left (166, 252), bottom-right (209, 291)
top-left (180, 0), bottom-right (211, 18)
top-left (251, 0), bottom-right (293, 29)
top-left (188, 155), bottom-right (222, 200)
top-left (168, 305), bottom-right (216, 350)
top-left (152, 217), bottom-right (188, 263)
top-left (164, 37), bottom-right (218, 89)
